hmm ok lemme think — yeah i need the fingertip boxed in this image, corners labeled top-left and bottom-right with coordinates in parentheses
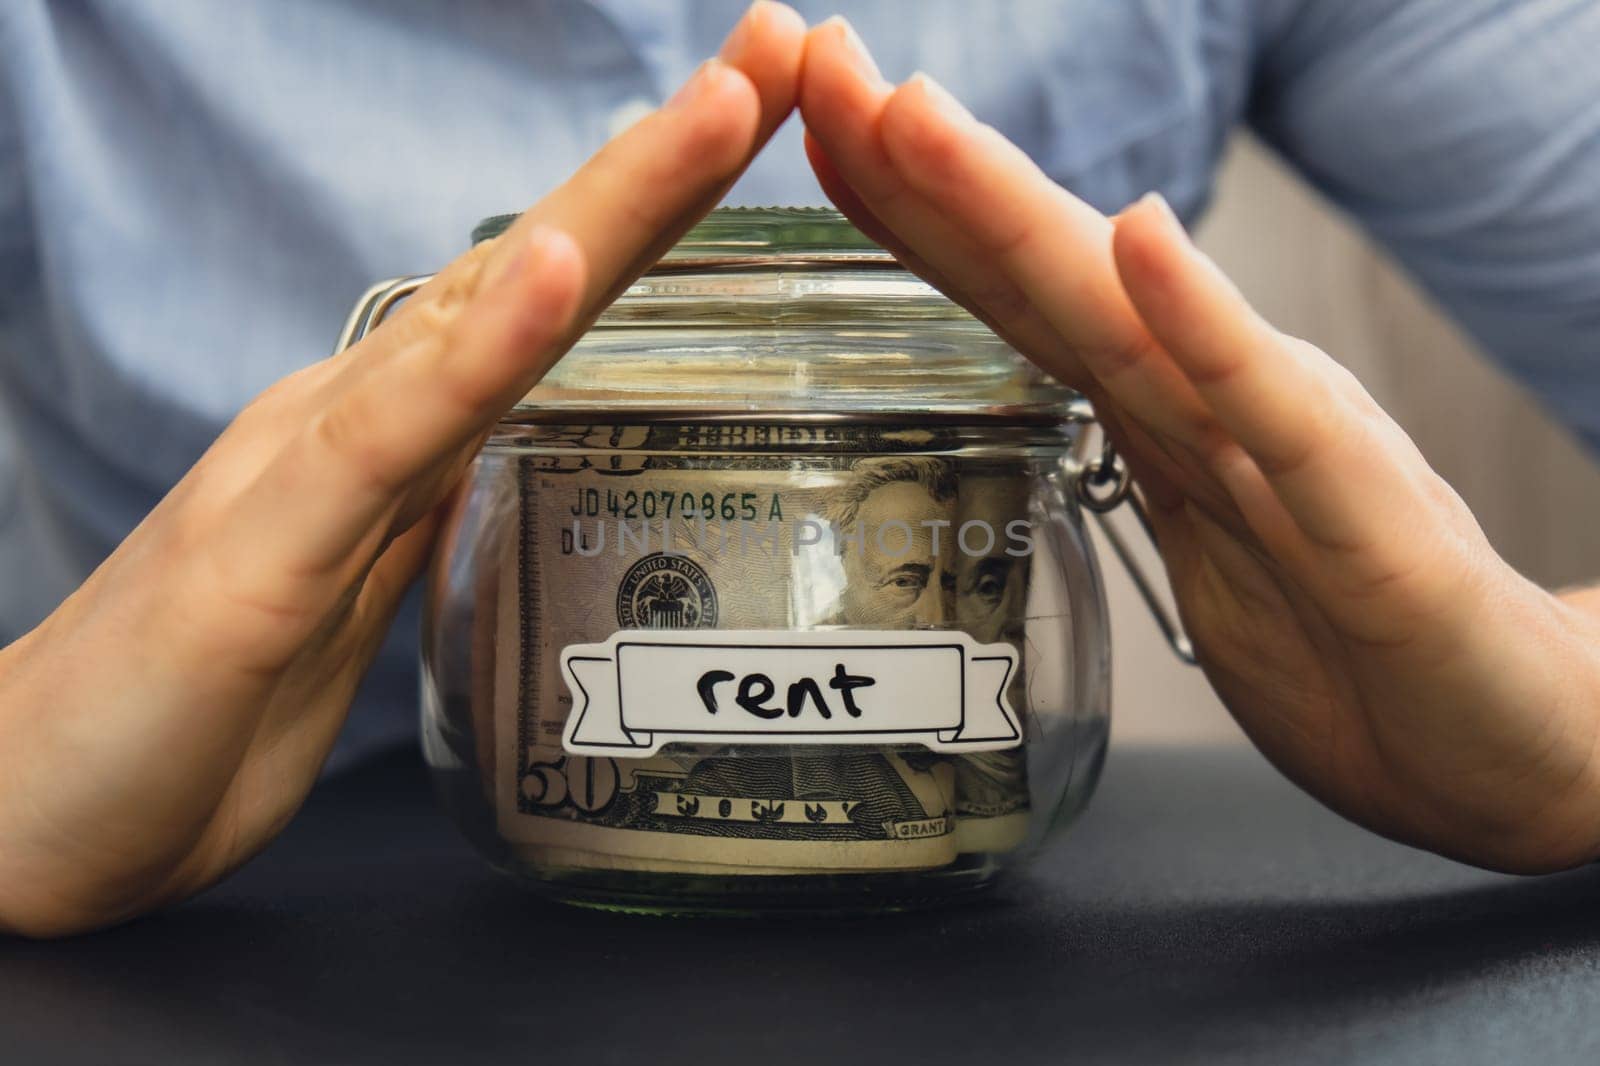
top-left (819, 15), bottom-right (889, 85)
top-left (721, 0), bottom-right (806, 63)
top-left (799, 16), bottom-right (891, 128)
top-left (900, 71), bottom-right (973, 124)
top-left (509, 224), bottom-right (588, 331)
top-left (878, 73), bottom-right (978, 188)
top-left (534, 224), bottom-right (588, 299)
top-left (760, 0), bottom-right (807, 33)
top-left (447, 223), bottom-right (588, 412)
top-left (1114, 193), bottom-right (1184, 252)
top-left (693, 56), bottom-right (761, 111)
top-left (671, 58), bottom-right (763, 171)
top-left (1111, 193), bottom-right (1189, 304)
top-left (719, 1), bottom-right (806, 136)
top-left (1113, 192), bottom-right (1268, 357)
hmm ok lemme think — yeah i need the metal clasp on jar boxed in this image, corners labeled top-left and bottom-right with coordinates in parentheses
top-left (1073, 429), bottom-right (1198, 665)
top-left (334, 274), bottom-right (433, 352)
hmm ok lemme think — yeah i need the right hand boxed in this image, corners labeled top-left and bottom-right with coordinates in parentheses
top-left (797, 16), bottom-right (1600, 874)
top-left (0, 2), bottom-right (806, 939)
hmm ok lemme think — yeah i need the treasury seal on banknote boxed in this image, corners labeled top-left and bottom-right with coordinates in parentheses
top-left (615, 552), bottom-right (719, 630)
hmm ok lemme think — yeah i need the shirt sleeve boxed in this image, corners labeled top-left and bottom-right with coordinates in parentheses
top-left (1247, 0), bottom-right (1600, 453)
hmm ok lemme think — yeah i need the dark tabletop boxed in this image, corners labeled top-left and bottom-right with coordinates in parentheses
top-left (4, 742), bottom-right (1599, 1066)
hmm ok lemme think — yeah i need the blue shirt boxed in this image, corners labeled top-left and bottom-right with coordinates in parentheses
top-left (3, 0), bottom-right (1599, 763)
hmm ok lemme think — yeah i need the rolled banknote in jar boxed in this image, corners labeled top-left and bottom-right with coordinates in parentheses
top-left (386, 208), bottom-right (1118, 913)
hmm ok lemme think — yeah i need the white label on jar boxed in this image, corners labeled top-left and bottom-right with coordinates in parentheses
top-left (560, 629), bottom-right (1022, 757)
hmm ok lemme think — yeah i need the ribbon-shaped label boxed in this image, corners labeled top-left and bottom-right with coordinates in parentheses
top-left (560, 629), bottom-right (1022, 757)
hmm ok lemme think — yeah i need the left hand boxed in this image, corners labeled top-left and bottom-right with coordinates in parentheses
top-left (0, 1), bottom-right (808, 939)
top-left (796, 17), bottom-right (1600, 873)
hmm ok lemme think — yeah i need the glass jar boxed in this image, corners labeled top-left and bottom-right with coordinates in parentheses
top-left (338, 208), bottom-right (1189, 914)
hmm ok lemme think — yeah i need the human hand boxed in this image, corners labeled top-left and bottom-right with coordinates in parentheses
top-left (0, 2), bottom-right (807, 938)
top-left (798, 16), bottom-right (1600, 872)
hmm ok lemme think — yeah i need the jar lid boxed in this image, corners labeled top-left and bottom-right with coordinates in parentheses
top-left (475, 205), bottom-right (887, 262)
top-left (477, 207), bottom-right (1079, 422)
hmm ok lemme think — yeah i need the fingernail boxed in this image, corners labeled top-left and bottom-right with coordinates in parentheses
top-left (718, 3), bottom-right (755, 63)
top-left (718, 1), bottom-right (764, 63)
top-left (1138, 191), bottom-right (1186, 238)
top-left (665, 59), bottom-right (720, 111)
top-left (909, 71), bottom-right (972, 124)
top-left (487, 223), bottom-right (555, 289)
top-left (826, 16), bottom-right (890, 92)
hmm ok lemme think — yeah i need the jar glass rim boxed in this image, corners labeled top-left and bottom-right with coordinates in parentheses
top-left (468, 208), bottom-right (1080, 420)
top-left (473, 205), bottom-right (888, 261)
